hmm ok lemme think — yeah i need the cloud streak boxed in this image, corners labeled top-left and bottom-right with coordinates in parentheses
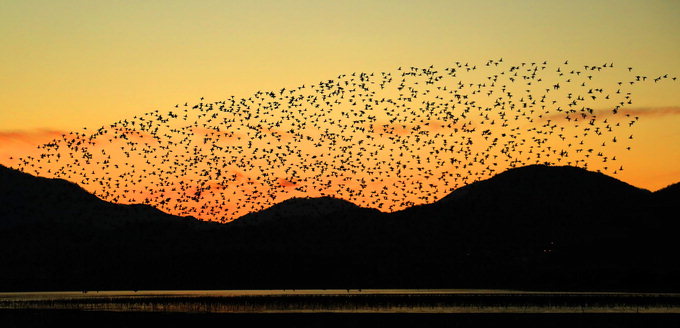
top-left (0, 129), bottom-right (67, 165)
top-left (0, 129), bottom-right (65, 144)
top-left (540, 106), bottom-right (680, 122)
top-left (603, 106), bottom-right (680, 118)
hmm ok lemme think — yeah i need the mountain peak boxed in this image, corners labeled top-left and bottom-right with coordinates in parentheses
top-left (0, 164), bottom-right (198, 228)
top-left (232, 196), bottom-right (380, 226)
top-left (437, 164), bottom-right (650, 206)
top-left (1, 163), bottom-right (678, 292)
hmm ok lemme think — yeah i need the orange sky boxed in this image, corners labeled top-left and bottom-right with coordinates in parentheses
top-left (1, 1), bottom-right (679, 221)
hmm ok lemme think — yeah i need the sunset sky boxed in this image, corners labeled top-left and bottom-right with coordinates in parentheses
top-left (1, 1), bottom-right (679, 221)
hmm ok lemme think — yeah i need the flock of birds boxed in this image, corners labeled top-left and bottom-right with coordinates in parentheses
top-left (11, 59), bottom-right (677, 222)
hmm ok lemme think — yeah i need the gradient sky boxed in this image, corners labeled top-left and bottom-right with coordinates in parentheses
top-left (1, 1), bottom-right (679, 220)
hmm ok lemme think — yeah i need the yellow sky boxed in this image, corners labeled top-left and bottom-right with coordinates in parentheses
top-left (1, 1), bottom-right (679, 220)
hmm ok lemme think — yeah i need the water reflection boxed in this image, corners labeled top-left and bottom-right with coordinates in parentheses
top-left (1, 290), bottom-right (679, 313)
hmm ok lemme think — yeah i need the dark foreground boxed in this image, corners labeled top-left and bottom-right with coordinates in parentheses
top-left (2, 290), bottom-right (680, 313)
top-left (3, 290), bottom-right (680, 327)
top-left (3, 164), bottom-right (680, 293)
top-left (3, 311), bottom-right (680, 328)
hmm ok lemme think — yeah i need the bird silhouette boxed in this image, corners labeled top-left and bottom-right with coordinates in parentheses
top-left (10, 59), bottom-right (676, 222)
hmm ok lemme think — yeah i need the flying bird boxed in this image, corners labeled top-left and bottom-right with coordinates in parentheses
top-left (11, 59), bottom-right (675, 222)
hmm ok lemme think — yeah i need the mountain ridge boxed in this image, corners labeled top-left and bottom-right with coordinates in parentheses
top-left (0, 164), bottom-right (201, 229)
top-left (3, 163), bottom-right (676, 226)
top-left (0, 163), bottom-right (678, 292)
top-left (437, 164), bottom-right (652, 204)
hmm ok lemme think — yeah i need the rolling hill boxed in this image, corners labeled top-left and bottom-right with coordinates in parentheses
top-left (0, 164), bottom-right (678, 292)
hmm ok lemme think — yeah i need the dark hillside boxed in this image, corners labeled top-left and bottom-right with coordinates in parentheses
top-left (1, 164), bottom-right (678, 292)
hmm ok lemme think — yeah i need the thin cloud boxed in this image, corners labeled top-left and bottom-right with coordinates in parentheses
top-left (0, 129), bottom-right (65, 144)
top-left (366, 119), bottom-right (476, 136)
top-left (191, 127), bottom-right (246, 140)
top-left (540, 106), bottom-right (680, 122)
top-left (603, 107), bottom-right (680, 118)
top-left (277, 178), bottom-right (297, 187)
top-left (0, 129), bottom-right (67, 164)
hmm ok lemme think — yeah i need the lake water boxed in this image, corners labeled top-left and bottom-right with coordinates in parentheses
top-left (1, 289), bottom-right (679, 313)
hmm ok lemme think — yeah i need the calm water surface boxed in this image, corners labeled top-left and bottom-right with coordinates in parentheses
top-left (1, 289), bottom-right (679, 313)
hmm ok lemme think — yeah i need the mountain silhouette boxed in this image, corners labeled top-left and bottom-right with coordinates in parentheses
top-left (0, 164), bottom-right (201, 229)
top-left (654, 181), bottom-right (680, 205)
top-left (398, 164), bottom-right (658, 256)
top-left (232, 196), bottom-right (381, 227)
top-left (436, 164), bottom-right (650, 205)
top-left (0, 164), bottom-right (678, 292)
